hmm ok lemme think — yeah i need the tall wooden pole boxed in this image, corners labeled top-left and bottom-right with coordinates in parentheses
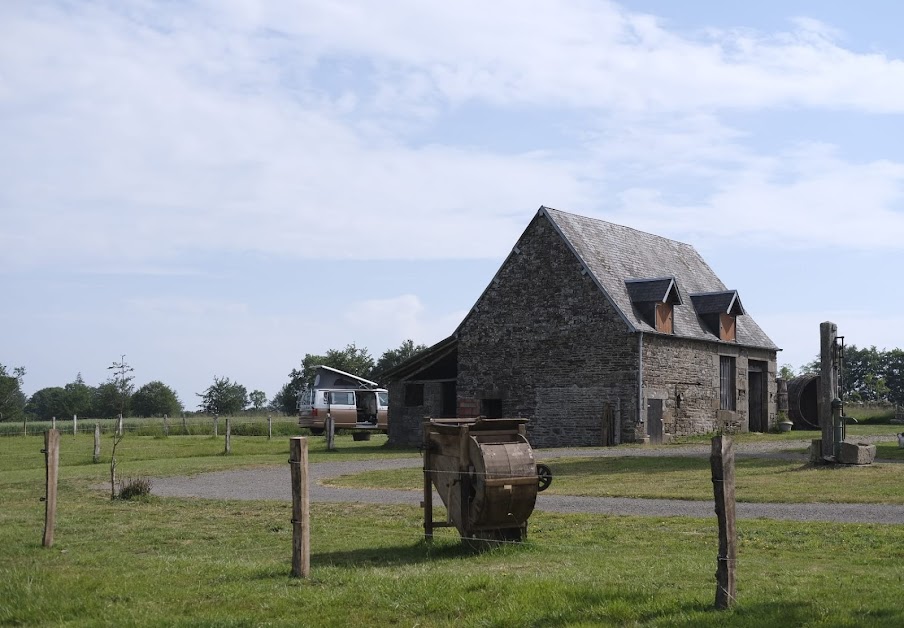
top-left (73, 414), bottom-right (77, 436)
top-left (43, 429), bottom-right (60, 548)
top-left (214, 414), bottom-right (218, 437)
top-left (819, 322), bottom-right (837, 460)
top-left (289, 437), bottom-right (310, 578)
top-left (267, 415), bottom-right (272, 440)
top-left (423, 422), bottom-right (433, 541)
top-left (93, 423), bottom-right (101, 463)
top-left (224, 418), bottom-right (231, 455)
top-left (325, 415), bottom-right (335, 451)
top-left (163, 414), bottom-right (169, 436)
top-left (711, 435), bottom-right (737, 610)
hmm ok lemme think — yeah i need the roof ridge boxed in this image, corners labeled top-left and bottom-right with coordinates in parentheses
top-left (542, 205), bottom-right (698, 251)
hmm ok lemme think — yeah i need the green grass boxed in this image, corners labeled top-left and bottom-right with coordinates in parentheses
top-left (2, 435), bottom-right (904, 626)
top-left (327, 454), bottom-right (904, 503)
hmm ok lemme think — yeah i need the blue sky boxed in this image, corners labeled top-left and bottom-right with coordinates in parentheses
top-left (2, 1), bottom-right (903, 407)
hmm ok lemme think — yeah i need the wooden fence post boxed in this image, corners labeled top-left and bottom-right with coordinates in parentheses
top-left (289, 437), bottom-right (310, 578)
top-left (93, 423), bottom-right (101, 463)
top-left (117, 414), bottom-right (123, 437)
top-left (423, 422), bottom-right (433, 542)
top-left (267, 415), bottom-right (272, 440)
top-left (52, 416), bottom-right (56, 430)
top-left (163, 414), bottom-right (169, 436)
top-left (224, 418), bottom-right (231, 455)
top-left (23, 415), bottom-right (27, 437)
top-left (711, 435), bottom-right (737, 610)
top-left (73, 414), bottom-right (78, 436)
top-left (182, 413), bottom-right (187, 434)
top-left (214, 414), bottom-right (219, 437)
top-left (42, 429), bottom-right (60, 548)
top-left (325, 415), bottom-right (335, 451)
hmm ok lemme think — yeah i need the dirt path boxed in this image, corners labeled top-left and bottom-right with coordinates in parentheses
top-left (151, 437), bottom-right (904, 525)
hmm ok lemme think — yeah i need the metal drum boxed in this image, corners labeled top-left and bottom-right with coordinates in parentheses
top-left (422, 418), bottom-right (550, 546)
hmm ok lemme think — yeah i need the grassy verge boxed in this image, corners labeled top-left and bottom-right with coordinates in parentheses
top-left (3, 434), bottom-right (904, 626)
top-left (326, 455), bottom-right (904, 503)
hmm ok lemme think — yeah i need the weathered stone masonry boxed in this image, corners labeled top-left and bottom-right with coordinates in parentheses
top-left (457, 214), bottom-right (640, 448)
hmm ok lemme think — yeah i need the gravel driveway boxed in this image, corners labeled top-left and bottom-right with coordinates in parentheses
top-left (152, 437), bottom-right (904, 525)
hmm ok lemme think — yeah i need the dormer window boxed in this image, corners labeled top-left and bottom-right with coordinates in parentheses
top-left (626, 277), bottom-right (683, 334)
top-left (690, 291), bottom-right (746, 341)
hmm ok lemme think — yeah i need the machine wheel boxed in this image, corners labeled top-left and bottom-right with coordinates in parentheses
top-left (537, 464), bottom-right (552, 492)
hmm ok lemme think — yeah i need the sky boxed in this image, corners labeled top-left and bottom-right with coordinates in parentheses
top-left (2, 1), bottom-right (903, 408)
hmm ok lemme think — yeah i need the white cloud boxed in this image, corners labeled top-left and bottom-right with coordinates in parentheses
top-left (344, 294), bottom-right (465, 349)
top-left (2, 0), bottom-right (904, 276)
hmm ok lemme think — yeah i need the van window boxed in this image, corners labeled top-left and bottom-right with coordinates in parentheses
top-left (328, 391), bottom-right (355, 405)
top-left (300, 389), bottom-right (313, 405)
top-left (378, 392), bottom-right (388, 407)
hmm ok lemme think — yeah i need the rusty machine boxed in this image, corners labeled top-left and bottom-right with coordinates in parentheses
top-left (421, 418), bottom-right (552, 546)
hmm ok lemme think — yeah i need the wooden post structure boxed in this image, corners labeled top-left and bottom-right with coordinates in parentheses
top-left (93, 423), bottom-right (101, 463)
top-left (42, 429), bottom-right (60, 548)
top-left (325, 415), bottom-right (335, 451)
top-left (819, 322), bottom-right (837, 460)
top-left (163, 414), bottom-right (169, 436)
top-left (267, 415), bottom-right (272, 440)
top-left (73, 414), bottom-right (77, 436)
top-left (214, 414), bottom-right (219, 437)
top-left (182, 413), bottom-right (187, 434)
top-left (711, 435), bottom-right (737, 610)
top-left (289, 436), bottom-right (310, 578)
top-left (423, 422), bottom-right (433, 541)
top-left (116, 414), bottom-right (123, 437)
top-left (23, 415), bottom-right (27, 436)
top-left (52, 416), bottom-right (56, 430)
top-left (224, 417), bottom-right (231, 455)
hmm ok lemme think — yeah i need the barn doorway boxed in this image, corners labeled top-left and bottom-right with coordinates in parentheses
top-left (748, 361), bottom-right (767, 432)
top-left (647, 399), bottom-right (663, 444)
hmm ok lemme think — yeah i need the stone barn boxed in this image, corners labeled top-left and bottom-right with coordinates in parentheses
top-left (385, 206), bottom-right (779, 448)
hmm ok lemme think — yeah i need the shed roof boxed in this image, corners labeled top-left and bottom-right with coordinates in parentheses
top-left (541, 207), bottom-right (777, 350)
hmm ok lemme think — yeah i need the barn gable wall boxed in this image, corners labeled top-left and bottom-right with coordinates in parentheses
top-left (457, 214), bottom-right (641, 447)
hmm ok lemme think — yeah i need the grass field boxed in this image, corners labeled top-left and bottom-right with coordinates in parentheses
top-left (2, 433), bottom-right (903, 626)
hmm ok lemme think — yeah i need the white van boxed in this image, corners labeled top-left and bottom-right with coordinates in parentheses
top-left (297, 365), bottom-right (388, 434)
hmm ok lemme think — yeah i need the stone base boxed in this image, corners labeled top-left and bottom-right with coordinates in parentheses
top-left (809, 439), bottom-right (876, 465)
top-left (837, 442), bottom-right (876, 465)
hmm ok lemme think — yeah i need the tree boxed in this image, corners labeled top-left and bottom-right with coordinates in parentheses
top-left (272, 369), bottom-right (305, 415)
top-left (25, 387), bottom-right (68, 420)
top-left (248, 390), bottom-right (267, 410)
top-left (197, 376), bottom-right (248, 415)
top-left (93, 382), bottom-right (125, 418)
top-left (300, 343), bottom-right (375, 388)
top-left (372, 339), bottom-right (428, 383)
top-left (131, 381), bottom-right (182, 417)
top-left (883, 348), bottom-right (904, 406)
top-left (63, 373), bottom-right (94, 417)
top-left (106, 355), bottom-right (135, 418)
top-left (0, 364), bottom-right (26, 422)
top-left (777, 364), bottom-right (796, 381)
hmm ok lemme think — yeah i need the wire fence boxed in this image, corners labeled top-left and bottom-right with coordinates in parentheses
top-left (0, 414), bottom-right (304, 438)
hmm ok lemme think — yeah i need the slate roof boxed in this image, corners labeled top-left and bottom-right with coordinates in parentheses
top-left (542, 207), bottom-right (778, 350)
top-left (625, 277), bottom-right (682, 305)
top-left (689, 291), bottom-right (745, 316)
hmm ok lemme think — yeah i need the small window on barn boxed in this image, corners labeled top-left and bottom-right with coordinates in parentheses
top-left (626, 277), bottom-right (682, 334)
top-left (481, 398), bottom-right (502, 419)
top-left (720, 356), bottom-right (736, 411)
top-left (655, 302), bottom-right (673, 334)
top-left (404, 383), bottom-right (424, 407)
top-left (690, 291), bottom-right (745, 342)
top-left (719, 313), bottom-right (736, 342)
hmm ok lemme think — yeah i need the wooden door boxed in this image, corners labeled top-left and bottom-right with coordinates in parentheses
top-left (647, 399), bottom-right (663, 444)
top-left (748, 370), bottom-right (766, 432)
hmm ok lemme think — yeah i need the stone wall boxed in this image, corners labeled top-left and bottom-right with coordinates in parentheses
top-left (457, 213), bottom-right (641, 448)
top-left (642, 334), bottom-right (777, 438)
top-left (387, 381), bottom-right (445, 446)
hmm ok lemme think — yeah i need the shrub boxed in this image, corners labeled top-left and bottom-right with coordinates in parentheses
top-left (118, 476), bottom-right (152, 500)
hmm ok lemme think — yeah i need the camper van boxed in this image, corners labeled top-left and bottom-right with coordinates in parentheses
top-left (297, 365), bottom-right (388, 434)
